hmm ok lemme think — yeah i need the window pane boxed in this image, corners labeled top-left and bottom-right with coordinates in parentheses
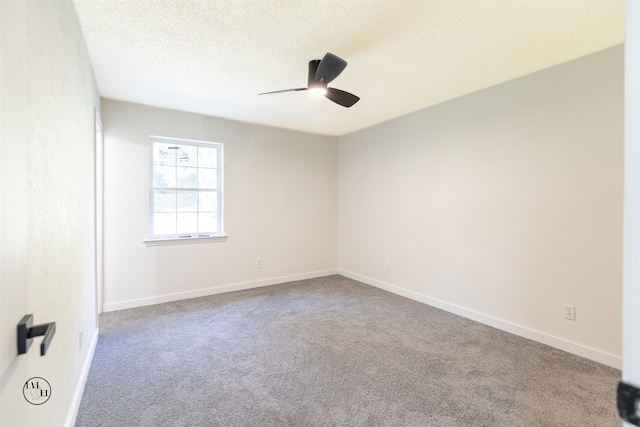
top-left (154, 165), bottom-right (176, 188)
top-left (150, 138), bottom-right (222, 238)
top-left (198, 191), bottom-right (216, 212)
top-left (154, 190), bottom-right (176, 212)
top-left (154, 213), bottom-right (176, 235)
top-left (177, 191), bottom-right (197, 212)
top-left (176, 166), bottom-right (197, 188)
top-left (177, 145), bottom-right (197, 167)
top-left (198, 212), bottom-right (217, 233)
top-left (198, 168), bottom-right (217, 189)
top-left (198, 146), bottom-right (217, 168)
top-left (177, 213), bottom-right (197, 234)
top-left (154, 143), bottom-right (177, 166)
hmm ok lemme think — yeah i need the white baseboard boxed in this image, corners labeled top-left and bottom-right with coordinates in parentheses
top-left (65, 327), bottom-right (99, 427)
top-left (103, 269), bottom-right (339, 312)
top-left (338, 269), bottom-right (622, 370)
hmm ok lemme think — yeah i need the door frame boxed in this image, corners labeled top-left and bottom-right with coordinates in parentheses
top-left (94, 109), bottom-right (104, 320)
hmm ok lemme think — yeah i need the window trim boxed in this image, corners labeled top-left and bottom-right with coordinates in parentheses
top-left (143, 235), bottom-right (227, 247)
top-left (148, 135), bottom-right (224, 242)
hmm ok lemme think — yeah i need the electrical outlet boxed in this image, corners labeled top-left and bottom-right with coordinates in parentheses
top-left (385, 262), bottom-right (390, 272)
top-left (256, 258), bottom-right (262, 268)
top-left (79, 329), bottom-right (84, 350)
top-left (564, 304), bottom-right (576, 321)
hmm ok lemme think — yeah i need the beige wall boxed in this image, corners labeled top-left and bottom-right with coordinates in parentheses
top-left (338, 45), bottom-right (624, 367)
top-left (0, 1), bottom-right (100, 425)
top-left (101, 100), bottom-right (338, 310)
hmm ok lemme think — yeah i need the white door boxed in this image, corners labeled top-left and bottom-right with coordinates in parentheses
top-left (623, 1), bottom-right (640, 426)
top-left (0, 2), bottom-right (32, 425)
top-left (1, 3), bottom-right (100, 425)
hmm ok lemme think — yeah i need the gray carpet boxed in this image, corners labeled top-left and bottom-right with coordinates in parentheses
top-left (76, 275), bottom-right (620, 426)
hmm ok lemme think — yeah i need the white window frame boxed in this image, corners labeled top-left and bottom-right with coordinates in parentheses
top-left (145, 135), bottom-right (225, 245)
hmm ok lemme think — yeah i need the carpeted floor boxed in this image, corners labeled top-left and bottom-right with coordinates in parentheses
top-left (76, 275), bottom-right (620, 426)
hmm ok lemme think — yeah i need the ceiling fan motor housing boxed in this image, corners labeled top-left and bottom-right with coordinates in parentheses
top-left (308, 60), bottom-right (322, 86)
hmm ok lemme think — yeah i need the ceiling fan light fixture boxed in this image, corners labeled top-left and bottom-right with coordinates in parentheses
top-left (309, 83), bottom-right (327, 96)
top-left (308, 85), bottom-right (327, 96)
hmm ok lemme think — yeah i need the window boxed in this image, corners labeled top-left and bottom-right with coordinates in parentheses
top-left (149, 136), bottom-right (223, 241)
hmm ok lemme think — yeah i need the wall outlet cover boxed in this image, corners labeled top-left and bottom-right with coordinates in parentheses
top-left (564, 304), bottom-right (576, 321)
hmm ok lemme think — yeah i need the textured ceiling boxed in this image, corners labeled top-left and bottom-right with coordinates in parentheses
top-left (73, 0), bottom-right (625, 136)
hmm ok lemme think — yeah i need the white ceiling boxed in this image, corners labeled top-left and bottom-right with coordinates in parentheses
top-left (72, 0), bottom-right (626, 136)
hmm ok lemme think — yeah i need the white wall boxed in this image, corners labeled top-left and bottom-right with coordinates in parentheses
top-left (102, 100), bottom-right (338, 310)
top-left (0, 1), bottom-right (100, 426)
top-left (338, 45), bottom-right (624, 367)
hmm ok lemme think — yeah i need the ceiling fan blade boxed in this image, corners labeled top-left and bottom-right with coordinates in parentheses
top-left (315, 53), bottom-right (347, 84)
top-left (259, 88), bottom-right (306, 95)
top-left (325, 88), bottom-right (360, 108)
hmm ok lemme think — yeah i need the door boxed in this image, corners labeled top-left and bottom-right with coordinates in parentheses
top-left (623, 2), bottom-right (640, 426)
top-left (0, 2), bottom-right (32, 425)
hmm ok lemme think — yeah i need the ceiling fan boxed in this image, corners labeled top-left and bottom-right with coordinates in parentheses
top-left (259, 53), bottom-right (360, 108)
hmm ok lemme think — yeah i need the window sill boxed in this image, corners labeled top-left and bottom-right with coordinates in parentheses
top-left (144, 235), bottom-right (227, 247)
